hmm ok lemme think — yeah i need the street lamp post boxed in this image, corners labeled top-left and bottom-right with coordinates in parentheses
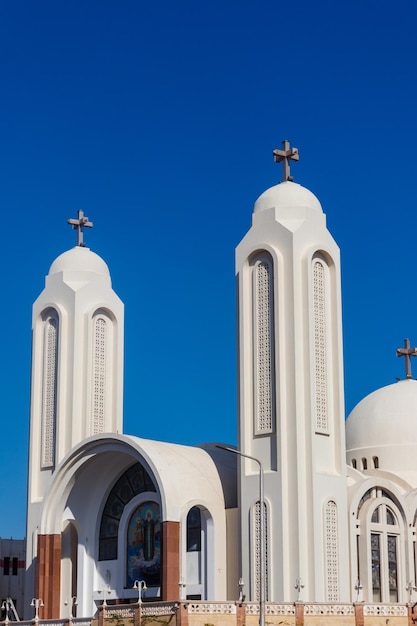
top-left (30, 598), bottom-right (44, 624)
top-left (64, 596), bottom-right (78, 620)
top-left (133, 579), bottom-right (147, 605)
top-left (216, 445), bottom-right (265, 626)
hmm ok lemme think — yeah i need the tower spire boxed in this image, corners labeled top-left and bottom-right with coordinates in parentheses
top-left (67, 209), bottom-right (93, 247)
top-left (272, 139), bottom-right (299, 182)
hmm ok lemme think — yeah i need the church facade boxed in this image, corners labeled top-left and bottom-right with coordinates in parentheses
top-left (22, 144), bottom-right (417, 619)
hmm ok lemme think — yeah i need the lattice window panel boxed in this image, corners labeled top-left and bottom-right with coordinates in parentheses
top-left (325, 500), bottom-right (339, 601)
top-left (254, 258), bottom-right (275, 434)
top-left (41, 313), bottom-right (58, 468)
top-left (313, 259), bottom-right (329, 432)
top-left (253, 500), bottom-right (268, 602)
top-left (92, 317), bottom-right (106, 434)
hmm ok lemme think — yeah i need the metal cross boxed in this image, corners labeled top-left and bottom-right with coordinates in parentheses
top-left (273, 139), bottom-right (299, 182)
top-left (67, 210), bottom-right (93, 247)
top-left (396, 338), bottom-right (417, 380)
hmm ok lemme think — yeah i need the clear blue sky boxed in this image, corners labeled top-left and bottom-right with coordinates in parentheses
top-left (1, 0), bottom-right (416, 538)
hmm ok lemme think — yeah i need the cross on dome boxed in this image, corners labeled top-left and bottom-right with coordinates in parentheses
top-left (273, 139), bottom-right (299, 182)
top-left (67, 210), bottom-right (93, 247)
top-left (396, 338), bottom-right (417, 380)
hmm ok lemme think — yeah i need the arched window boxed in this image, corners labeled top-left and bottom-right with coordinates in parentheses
top-left (41, 308), bottom-right (59, 468)
top-left (126, 501), bottom-right (160, 590)
top-left (373, 456), bottom-right (379, 469)
top-left (325, 500), bottom-right (339, 601)
top-left (362, 458), bottom-right (368, 470)
top-left (99, 462), bottom-right (156, 561)
top-left (252, 500), bottom-right (269, 601)
top-left (187, 506), bottom-right (201, 552)
top-left (356, 489), bottom-right (404, 603)
top-left (252, 253), bottom-right (275, 435)
top-left (352, 459), bottom-right (357, 469)
top-left (370, 503), bottom-right (400, 602)
top-left (184, 506), bottom-right (214, 600)
top-left (312, 255), bottom-right (330, 433)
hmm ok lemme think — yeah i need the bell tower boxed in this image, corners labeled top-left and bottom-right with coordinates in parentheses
top-left (236, 142), bottom-right (350, 602)
top-left (26, 211), bottom-right (124, 608)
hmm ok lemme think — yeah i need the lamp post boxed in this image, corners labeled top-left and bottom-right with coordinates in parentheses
top-left (216, 445), bottom-right (265, 626)
top-left (133, 580), bottom-right (147, 605)
top-left (64, 596), bottom-right (78, 620)
top-left (2, 599), bottom-right (11, 626)
top-left (30, 598), bottom-right (44, 624)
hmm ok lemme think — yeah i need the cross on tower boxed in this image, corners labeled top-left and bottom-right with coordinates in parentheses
top-left (272, 139), bottom-right (299, 182)
top-left (67, 210), bottom-right (93, 247)
top-left (396, 338), bottom-right (417, 380)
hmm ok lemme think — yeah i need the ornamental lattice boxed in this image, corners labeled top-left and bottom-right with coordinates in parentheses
top-left (254, 500), bottom-right (268, 601)
top-left (92, 317), bottom-right (106, 433)
top-left (325, 500), bottom-right (339, 601)
top-left (41, 313), bottom-right (58, 468)
top-left (254, 258), bottom-right (274, 434)
top-left (313, 259), bottom-right (328, 432)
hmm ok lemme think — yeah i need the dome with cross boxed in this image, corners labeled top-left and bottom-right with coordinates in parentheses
top-left (49, 245), bottom-right (110, 277)
top-left (346, 379), bottom-right (417, 479)
top-left (253, 180), bottom-right (323, 215)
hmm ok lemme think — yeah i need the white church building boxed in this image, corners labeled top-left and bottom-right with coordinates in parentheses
top-left (22, 142), bottom-right (417, 619)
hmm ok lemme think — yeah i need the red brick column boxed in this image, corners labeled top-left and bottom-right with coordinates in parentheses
top-left (355, 603), bottom-right (364, 626)
top-left (177, 603), bottom-right (189, 626)
top-left (236, 602), bottom-right (246, 626)
top-left (161, 521), bottom-right (180, 601)
top-left (408, 604), bottom-right (416, 626)
top-left (295, 602), bottom-right (304, 626)
top-left (36, 534), bottom-right (62, 618)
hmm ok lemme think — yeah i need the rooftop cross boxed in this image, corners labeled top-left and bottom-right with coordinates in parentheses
top-left (396, 338), bottom-right (417, 380)
top-left (67, 210), bottom-right (93, 247)
top-left (272, 139), bottom-right (299, 182)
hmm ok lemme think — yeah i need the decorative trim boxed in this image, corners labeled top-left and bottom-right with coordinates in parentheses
top-left (363, 604), bottom-right (407, 616)
top-left (188, 603), bottom-right (236, 614)
top-left (245, 603), bottom-right (295, 615)
top-left (304, 604), bottom-right (355, 615)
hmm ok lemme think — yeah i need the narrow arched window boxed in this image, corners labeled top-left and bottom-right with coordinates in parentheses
top-left (352, 459), bottom-right (357, 469)
top-left (362, 458), bottom-right (368, 470)
top-left (312, 255), bottom-right (329, 433)
top-left (41, 309), bottom-right (59, 468)
top-left (253, 253), bottom-right (275, 435)
top-left (92, 315), bottom-right (107, 433)
top-left (252, 500), bottom-right (269, 601)
top-left (325, 500), bottom-right (339, 601)
top-left (187, 506), bottom-right (202, 552)
top-left (373, 456), bottom-right (379, 469)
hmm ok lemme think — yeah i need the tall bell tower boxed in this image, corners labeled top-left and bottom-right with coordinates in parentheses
top-left (26, 211), bottom-right (124, 608)
top-left (236, 142), bottom-right (350, 602)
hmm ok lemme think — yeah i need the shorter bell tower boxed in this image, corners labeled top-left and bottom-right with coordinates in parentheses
top-left (26, 211), bottom-right (124, 604)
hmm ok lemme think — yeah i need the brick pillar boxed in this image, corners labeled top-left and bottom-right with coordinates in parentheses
top-left (36, 534), bottom-right (62, 618)
top-left (295, 602), bottom-right (304, 626)
top-left (177, 603), bottom-right (189, 626)
top-left (355, 603), bottom-right (364, 626)
top-left (236, 602), bottom-right (246, 626)
top-left (408, 604), bottom-right (416, 626)
top-left (161, 521), bottom-right (180, 601)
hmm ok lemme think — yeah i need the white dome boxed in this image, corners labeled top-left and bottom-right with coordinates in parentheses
top-left (253, 180), bottom-right (323, 214)
top-left (49, 246), bottom-right (110, 277)
top-left (346, 379), bottom-right (417, 451)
